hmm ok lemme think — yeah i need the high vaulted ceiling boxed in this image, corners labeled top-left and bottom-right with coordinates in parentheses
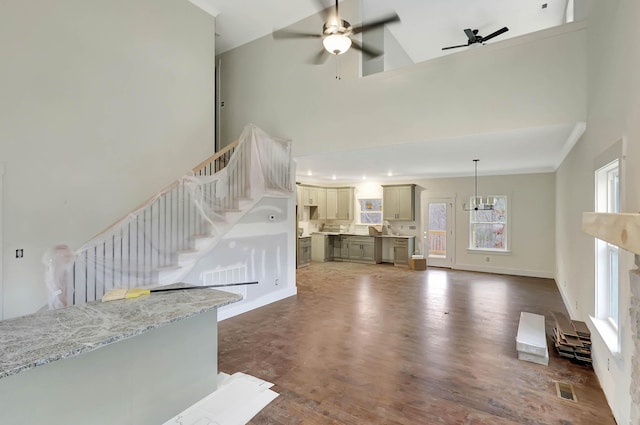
top-left (196, 0), bottom-right (583, 181)
top-left (210, 0), bottom-right (569, 62)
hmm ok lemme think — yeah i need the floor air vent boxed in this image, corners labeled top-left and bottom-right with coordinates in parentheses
top-left (555, 381), bottom-right (578, 402)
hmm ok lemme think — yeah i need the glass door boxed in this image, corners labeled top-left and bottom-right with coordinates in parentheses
top-left (423, 197), bottom-right (454, 268)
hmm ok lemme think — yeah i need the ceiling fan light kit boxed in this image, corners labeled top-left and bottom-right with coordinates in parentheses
top-left (463, 159), bottom-right (495, 211)
top-left (323, 32), bottom-right (352, 55)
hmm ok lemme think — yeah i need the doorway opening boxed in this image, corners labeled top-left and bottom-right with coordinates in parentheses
top-left (422, 195), bottom-right (455, 268)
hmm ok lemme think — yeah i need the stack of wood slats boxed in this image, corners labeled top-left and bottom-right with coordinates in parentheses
top-left (550, 311), bottom-right (592, 364)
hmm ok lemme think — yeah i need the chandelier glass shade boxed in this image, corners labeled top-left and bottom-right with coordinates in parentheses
top-left (463, 160), bottom-right (495, 211)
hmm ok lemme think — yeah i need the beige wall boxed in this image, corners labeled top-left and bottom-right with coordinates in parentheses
top-left (555, 0), bottom-right (640, 423)
top-left (0, 0), bottom-right (216, 318)
top-left (417, 173), bottom-right (556, 277)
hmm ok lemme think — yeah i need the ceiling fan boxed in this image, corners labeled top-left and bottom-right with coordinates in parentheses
top-left (273, 0), bottom-right (400, 64)
top-left (442, 27), bottom-right (509, 51)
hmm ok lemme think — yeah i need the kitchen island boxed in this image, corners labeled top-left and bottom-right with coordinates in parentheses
top-left (0, 286), bottom-right (241, 425)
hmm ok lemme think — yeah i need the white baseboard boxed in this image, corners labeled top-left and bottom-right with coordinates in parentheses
top-left (451, 263), bottom-right (555, 279)
top-left (555, 277), bottom-right (576, 318)
top-left (217, 286), bottom-right (297, 321)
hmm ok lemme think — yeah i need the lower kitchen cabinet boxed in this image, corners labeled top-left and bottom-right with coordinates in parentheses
top-left (311, 234), bottom-right (333, 262)
top-left (393, 237), bottom-right (415, 266)
top-left (297, 237), bottom-right (311, 268)
top-left (307, 235), bottom-right (388, 264)
top-left (347, 236), bottom-right (382, 264)
top-left (330, 235), bottom-right (352, 261)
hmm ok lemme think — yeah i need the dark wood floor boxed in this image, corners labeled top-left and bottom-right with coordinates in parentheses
top-left (218, 262), bottom-right (615, 424)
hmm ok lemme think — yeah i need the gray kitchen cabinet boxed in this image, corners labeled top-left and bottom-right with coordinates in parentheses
top-left (347, 236), bottom-right (381, 264)
top-left (311, 234), bottom-right (333, 262)
top-left (326, 189), bottom-right (338, 219)
top-left (337, 188), bottom-right (353, 220)
top-left (300, 185), bottom-right (327, 220)
top-left (325, 187), bottom-right (352, 220)
top-left (302, 186), bottom-right (315, 206)
top-left (332, 235), bottom-right (343, 259)
top-left (382, 184), bottom-right (416, 221)
top-left (393, 237), bottom-right (415, 266)
top-left (297, 237), bottom-right (311, 268)
top-left (340, 236), bottom-right (350, 260)
top-left (315, 188), bottom-right (327, 220)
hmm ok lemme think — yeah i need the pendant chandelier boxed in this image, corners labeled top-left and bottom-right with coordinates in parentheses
top-left (463, 159), bottom-right (495, 211)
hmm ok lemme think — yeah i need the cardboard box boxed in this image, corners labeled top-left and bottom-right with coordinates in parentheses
top-left (368, 226), bottom-right (382, 236)
top-left (409, 258), bottom-right (426, 270)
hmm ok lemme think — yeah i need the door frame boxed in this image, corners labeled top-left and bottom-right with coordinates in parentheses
top-left (421, 192), bottom-right (456, 268)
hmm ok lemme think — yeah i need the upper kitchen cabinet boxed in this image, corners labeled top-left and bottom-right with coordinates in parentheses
top-left (302, 186), bottom-right (323, 206)
top-left (299, 185), bottom-right (327, 220)
top-left (382, 184), bottom-right (416, 221)
top-left (326, 187), bottom-right (353, 220)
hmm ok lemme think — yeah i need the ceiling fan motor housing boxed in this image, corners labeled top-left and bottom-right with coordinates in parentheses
top-left (323, 19), bottom-right (352, 37)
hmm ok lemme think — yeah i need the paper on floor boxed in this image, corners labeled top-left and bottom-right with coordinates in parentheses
top-left (163, 372), bottom-right (278, 425)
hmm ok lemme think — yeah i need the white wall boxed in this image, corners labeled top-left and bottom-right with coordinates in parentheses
top-left (300, 172), bottom-right (556, 278)
top-left (217, 3), bottom-right (586, 155)
top-left (0, 0), bottom-right (216, 318)
top-left (183, 197), bottom-right (297, 320)
top-left (555, 0), bottom-right (640, 423)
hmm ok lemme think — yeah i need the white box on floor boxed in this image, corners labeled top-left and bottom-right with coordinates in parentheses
top-left (518, 349), bottom-right (549, 366)
top-left (516, 312), bottom-right (548, 359)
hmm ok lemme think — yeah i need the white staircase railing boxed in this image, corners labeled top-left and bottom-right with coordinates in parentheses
top-left (45, 125), bottom-right (293, 307)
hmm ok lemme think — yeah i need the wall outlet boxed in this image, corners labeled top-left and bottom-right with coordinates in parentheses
top-left (275, 278), bottom-right (279, 286)
top-left (16, 249), bottom-right (23, 258)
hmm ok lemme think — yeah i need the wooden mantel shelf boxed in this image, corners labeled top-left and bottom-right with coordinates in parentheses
top-left (582, 212), bottom-right (640, 255)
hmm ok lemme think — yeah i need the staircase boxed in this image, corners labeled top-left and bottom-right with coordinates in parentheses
top-left (50, 125), bottom-right (294, 306)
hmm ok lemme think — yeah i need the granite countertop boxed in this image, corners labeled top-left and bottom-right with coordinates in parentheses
top-left (0, 286), bottom-right (241, 380)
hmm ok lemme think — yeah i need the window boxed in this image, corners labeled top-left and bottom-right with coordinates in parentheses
top-left (469, 196), bottom-right (507, 251)
top-left (358, 198), bottom-right (382, 224)
top-left (595, 160), bottom-right (620, 330)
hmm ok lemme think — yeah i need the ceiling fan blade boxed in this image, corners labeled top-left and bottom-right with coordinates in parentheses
top-left (307, 48), bottom-right (329, 65)
top-left (441, 43), bottom-right (470, 51)
top-left (481, 27), bottom-right (509, 42)
top-left (464, 28), bottom-right (477, 43)
top-left (273, 29), bottom-right (322, 40)
top-left (351, 39), bottom-right (383, 58)
top-left (351, 13), bottom-right (400, 34)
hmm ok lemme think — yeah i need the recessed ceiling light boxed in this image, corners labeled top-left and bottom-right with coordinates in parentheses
top-left (307, 170), bottom-right (312, 176)
top-left (362, 175), bottom-right (367, 180)
top-left (387, 171), bottom-right (393, 177)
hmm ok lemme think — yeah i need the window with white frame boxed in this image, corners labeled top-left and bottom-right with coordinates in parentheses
top-left (595, 159), bottom-right (620, 330)
top-left (469, 196), bottom-right (507, 251)
top-left (358, 198), bottom-right (382, 224)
